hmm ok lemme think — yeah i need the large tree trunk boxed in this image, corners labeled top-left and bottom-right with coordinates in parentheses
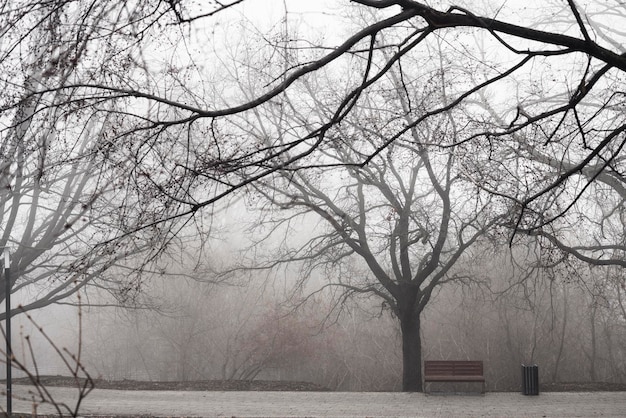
top-left (399, 310), bottom-right (423, 392)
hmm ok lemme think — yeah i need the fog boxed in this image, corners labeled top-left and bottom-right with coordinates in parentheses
top-left (1, 0), bottom-right (625, 397)
top-left (4, 189), bottom-right (625, 393)
top-left (7, 244), bottom-right (624, 392)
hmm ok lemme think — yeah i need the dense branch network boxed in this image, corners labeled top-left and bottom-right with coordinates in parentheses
top-left (1, 0), bottom-right (624, 313)
top-left (21, 0), bottom-right (620, 234)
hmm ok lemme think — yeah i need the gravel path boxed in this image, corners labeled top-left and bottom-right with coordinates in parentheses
top-left (7, 384), bottom-right (626, 417)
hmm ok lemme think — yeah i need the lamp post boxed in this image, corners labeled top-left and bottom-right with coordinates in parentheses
top-left (3, 249), bottom-right (11, 416)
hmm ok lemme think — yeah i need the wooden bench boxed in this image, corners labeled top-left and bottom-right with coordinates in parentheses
top-left (424, 360), bottom-right (485, 393)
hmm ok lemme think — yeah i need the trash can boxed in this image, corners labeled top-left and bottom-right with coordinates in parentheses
top-left (521, 364), bottom-right (539, 395)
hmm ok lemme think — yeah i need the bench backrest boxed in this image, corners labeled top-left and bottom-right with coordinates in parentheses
top-left (424, 360), bottom-right (483, 376)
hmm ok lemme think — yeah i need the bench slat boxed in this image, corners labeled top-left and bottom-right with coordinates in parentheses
top-left (425, 375), bottom-right (485, 382)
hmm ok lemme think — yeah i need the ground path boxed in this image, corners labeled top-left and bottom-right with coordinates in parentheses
top-left (7, 384), bottom-right (626, 417)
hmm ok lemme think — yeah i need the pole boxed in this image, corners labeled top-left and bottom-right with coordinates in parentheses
top-left (4, 250), bottom-right (10, 417)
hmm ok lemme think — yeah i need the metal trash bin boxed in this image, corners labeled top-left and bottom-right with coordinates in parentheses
top-left (521, 364), bottom-right (539, 395)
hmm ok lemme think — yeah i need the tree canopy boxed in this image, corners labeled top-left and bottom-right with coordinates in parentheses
top-left (1, 0), bottom-right (624, 314)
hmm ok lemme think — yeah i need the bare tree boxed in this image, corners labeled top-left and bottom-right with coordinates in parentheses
top-left (4, 1), bottom-right (625, 235)
top-left (0, 1), bottom-right (235, 315)
top-left (80, 277), bottom-right (318, 383)
top-left (2, 301), bottom-right (93, 417)
top-left (222, 46), bottom-right (505, 388)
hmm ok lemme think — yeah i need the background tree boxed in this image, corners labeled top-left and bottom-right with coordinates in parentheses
top-left (78, 249), bottom-right (626, 391)
top-left (81, 277), bottom-right (319, 383)
top-left (0, 0), bottom-right (239, 314)
top-left (420, 243), bottom-right (626, 390)
top-left (221, 46), bottom-right (505, 389)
